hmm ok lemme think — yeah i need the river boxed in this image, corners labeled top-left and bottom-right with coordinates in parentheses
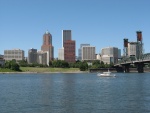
top-left (0, 72), bottom-right (150, 113)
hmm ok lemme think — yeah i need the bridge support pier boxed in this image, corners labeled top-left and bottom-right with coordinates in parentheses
top-left (115, 66), bottom-right (124, 72)
top-left (136, 63), bottom-right (144, 73)
top-left (123, 64), bottom-right (130, 73)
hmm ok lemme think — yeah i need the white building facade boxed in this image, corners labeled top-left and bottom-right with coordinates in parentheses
top-left (78, 44), bottom-right (90, 61)
top-left (128, 42), bottom-right (137, 57)
top-left (82, 46), bottom-right (96, 61)
top-left (37, 51), bottom-right (49, 66)
top-left (4, 49), bottom-right (24, 61)
top-left (58, 48), bottom-right (64, 60)
top-left (101, 47), bottom-right (119, 64)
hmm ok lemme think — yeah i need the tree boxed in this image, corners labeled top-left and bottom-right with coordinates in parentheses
top-left (79, 63), bottom-right (86, 71)
top-left (92, 60), bottom-right (100, 65)
top-left (75, 62), bottom-right (81, 68)
top-left (109, 62), bottom-right (114, 68)
top-left (5, 61), bottom-right (11, 69)
top-left (4, 60), bottom-right (20, 71)
top-left (11, 63), bottom-right (20, 71)
top-left (49, 61), bottom-right (53, 67)
top-left (148, 63), bottom-right (150, 67)
top-left (91, 60), bottom-right (101, 69)
top-left (100, 61), bottom-right (105, 68)
top-left (105, 63), bottom-right (109, 68)
top-left (79, 61), bottom-right (88, 71)
top-left (69, 61), bottom-right (82, 68)
top-left (18, 60), bottom-right (28, 67)
top-left (52, 60), bottom-right (69, 68)
top-left (61, 61), bottom-right (69, 68)
top-left (10, 60), bottom-right (20, 71)
top-left (52, 60), bottom-right (60, 67)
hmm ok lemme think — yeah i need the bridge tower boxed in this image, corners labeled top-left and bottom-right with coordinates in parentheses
top-left (136, 31), bottom-right (144, 73)
top-left (123, 38), bottom-right (128, 57)
top-left (136, 31), bottom-right (143, 60)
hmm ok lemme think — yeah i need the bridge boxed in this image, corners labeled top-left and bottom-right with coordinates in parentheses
top-left (114, 53), bottom-right (150, 73)
top-left (114, 31), bottom-right (150, 73)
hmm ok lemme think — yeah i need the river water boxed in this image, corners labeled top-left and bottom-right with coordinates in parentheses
top-left (0, 72), bottom-right (150, 113)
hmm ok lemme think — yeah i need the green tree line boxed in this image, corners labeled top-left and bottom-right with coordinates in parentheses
top-left (0, 59), bottom-right (115, 71)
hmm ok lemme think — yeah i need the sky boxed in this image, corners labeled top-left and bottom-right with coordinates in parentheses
top-left (0, 0), bottom-right (150, 57)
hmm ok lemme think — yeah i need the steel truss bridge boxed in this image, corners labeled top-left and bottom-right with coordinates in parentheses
top-left (114, 53), bottom-right (150, 73)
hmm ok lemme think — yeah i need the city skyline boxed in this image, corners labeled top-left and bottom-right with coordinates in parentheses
top-left (0, 0), bottom-right (150, 57)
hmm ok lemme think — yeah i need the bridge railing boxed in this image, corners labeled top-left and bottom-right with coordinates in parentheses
top-left (115, 56), bottom-right (137, 65)
top-left (142, 53), bottom-right (150, 61)
top-left (114, 53), bottom-right (150, 66)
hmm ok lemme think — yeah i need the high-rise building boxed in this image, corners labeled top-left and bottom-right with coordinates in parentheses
top-left (118, 49), bottom-right (121, 59)
top-left (0, 54), bottom-right (5, 66)
top-left (78, 44), bottom-right (90, 61)
top-left (62, 30), bottom-right (72, 47)
top-left (28, 48), bottom-right (37, 64)
top-left (37, 51), bottom-right (49, 66)
top-left (123, 38), bottom-right (128, 56)
top-left (64, 40), bottom-right (75, 63)
top-left (58, 48), bottom-right (64, 60)
top-left (96, 54), bottom-right (102, 61)
top-left (41, 30), bottom-right (54, 60)
top-left (59, 30), bottom-right (76, 63)
top-left (101, 47), bottom-right (118, 64)
top-left (82, 46), bottom-right (96, 61)
top-left (4, 49), bottom-right (24, 61)
top-left (128, 42), bottom-right (137, 57)
top-left (0, 54), bottom-right (4, 59)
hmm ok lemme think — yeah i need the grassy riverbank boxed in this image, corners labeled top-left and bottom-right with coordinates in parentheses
top-left (20, 67), bottom-right (81, 73)
top-left (0, 68), bottom-right (17, 72)
top-left (0, 67), bottom-right (83, 73)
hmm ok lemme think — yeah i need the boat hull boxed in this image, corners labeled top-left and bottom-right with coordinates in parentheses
top-left (97, 73), bottom-right (116, 77)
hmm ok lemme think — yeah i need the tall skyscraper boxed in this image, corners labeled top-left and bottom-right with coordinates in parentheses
top-left (41, 30), bottom-right (54, 60)
top-left (58, 30), bottom-right (76, 63)
top-left (64, 40), bottom-right (76, 63)
top-left (62, 30), bottom-right (72, 47)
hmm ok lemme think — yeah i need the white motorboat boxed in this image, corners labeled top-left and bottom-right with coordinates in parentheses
top-left (97, 69), bottom-right (116, 77)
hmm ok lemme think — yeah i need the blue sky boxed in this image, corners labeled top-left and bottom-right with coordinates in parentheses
top-left (0, 0), bottom-right (150, 57)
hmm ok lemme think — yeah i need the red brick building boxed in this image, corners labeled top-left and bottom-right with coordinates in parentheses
top-left (41, 31), bottom-right (54, 60)
top-left (64, 40), bottom-right (75, 63)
